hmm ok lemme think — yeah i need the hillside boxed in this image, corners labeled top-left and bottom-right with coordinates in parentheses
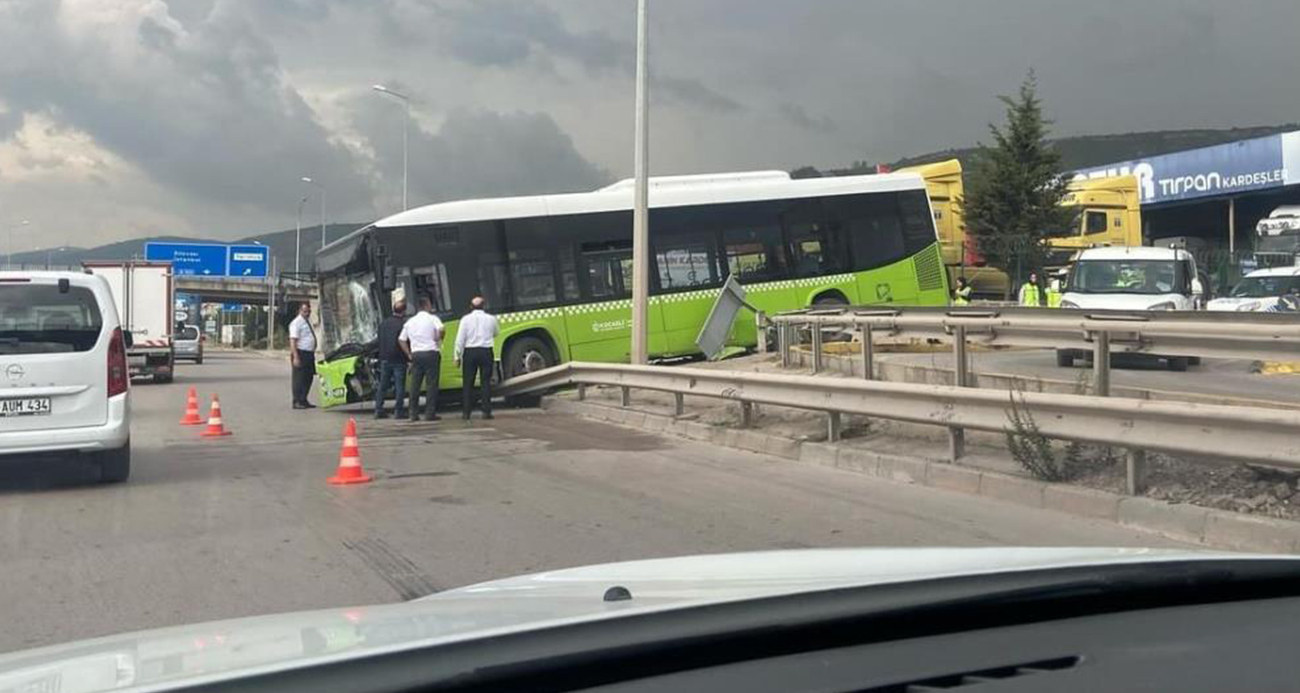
top-left (803, 124), bottom-right (1300, 177)
top-left (10, 223), bottom-right (364, 272)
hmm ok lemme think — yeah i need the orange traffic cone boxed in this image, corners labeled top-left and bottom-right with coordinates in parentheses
top-left (328, 418), bottom-right (371, 485)
top-left (179, 387), bottom-right (203, 425)
top-left (200, 395), bottom-right (233, 437)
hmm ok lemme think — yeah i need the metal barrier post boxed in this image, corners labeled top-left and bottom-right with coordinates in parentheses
top-left (577, 384), bottom-right (587, 401)
top-left (674, 392), bottom-right (684, 417)
top-left (811, 325), bottom-right (824, 374)
top-left (828, 411), bottom-right (842, 442)
top-left (740, 401), bottom-right (754, 428)
top-left (1127, 449), bottom-right (1148, 495)
top-left (755, 311), bottom-right (768, 354)
top-left (620, 386), bottom-right (630, 408)
top-left (778, 322), bottom-right (791, 368)
top-left (1093, 330), bottom-right (1110, 397)
top-left (948, 325), bottom-right (968, 462)
top-left (860, 325), bottom-right (875, 380)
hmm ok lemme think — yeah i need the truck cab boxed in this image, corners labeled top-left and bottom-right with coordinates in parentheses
top-left (1046, 175), bottom-right (1143, 267)
top-left (1254, 205), bottom-right (1300, 265)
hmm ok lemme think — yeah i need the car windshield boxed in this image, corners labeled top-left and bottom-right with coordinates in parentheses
top-left (1068, 259), bottom-right (1184, 295)
top-left (1230, 275), bottom-right (1300, 298)
top-left (0, 284), bottom-right (103, 354)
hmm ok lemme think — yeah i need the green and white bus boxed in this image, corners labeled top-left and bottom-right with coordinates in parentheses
top-left (314, 170), bottom-right (948, 407)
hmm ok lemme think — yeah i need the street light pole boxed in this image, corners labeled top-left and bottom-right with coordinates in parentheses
top-left (372, 84), bottom-right (411, 211)
top-left (295, 196), bottom-right (308, 275)
top-left (629, 0), bottom-right (651, 365)
top-left (6, 220), bottom-right (30, 269)
top-left (301, 177), bottom-right (326, 252)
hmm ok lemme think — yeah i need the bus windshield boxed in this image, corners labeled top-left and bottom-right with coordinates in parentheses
top-left (320, 272), bottom-right (380, 351)
top-left (1068, 259), bottom-right (1185, 295)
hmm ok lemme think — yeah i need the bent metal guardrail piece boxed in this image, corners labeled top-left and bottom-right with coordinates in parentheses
top-left (498, 363), bottom-right (1300, 467)
top-left (770, 307), bottom-right (1300, 362)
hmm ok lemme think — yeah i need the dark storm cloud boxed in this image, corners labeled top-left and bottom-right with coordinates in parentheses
top-left (778, 104), bottom-right (837, 134)
top-left (349, 90), bottom-right (610, 207)
top-left (0, 0), bottom-right (373, 220)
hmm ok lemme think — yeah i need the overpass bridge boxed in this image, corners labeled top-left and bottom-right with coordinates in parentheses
top-left (174, 277), bottom-right (317, 306)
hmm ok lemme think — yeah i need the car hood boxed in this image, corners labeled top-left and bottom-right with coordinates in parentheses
top-left (1061, 292), bottom-right (1184, 310)
top-left (0, 548), bottom-right (1269, 693)
top-left (1207, 296), bottom-right (1272, 312)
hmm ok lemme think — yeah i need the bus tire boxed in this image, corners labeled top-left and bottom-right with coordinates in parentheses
top-left (1167, 356), bottom-right (1189, 372)
top-left (502, 335), bottom-right (555, 408)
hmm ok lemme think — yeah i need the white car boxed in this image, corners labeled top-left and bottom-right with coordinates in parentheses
top-left (1056, 246), bottom-right (1203, 371)
top-left (0, 271), bottom-right (131, 482)
top-left (1207, 266), bottom-right (1300, 312)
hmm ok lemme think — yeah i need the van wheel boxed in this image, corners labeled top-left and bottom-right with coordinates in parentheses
top-left (98, 444), bottom-right (131, 483)
top-left (1188, 356), bottom-right (1201, 366)
top-left (1167, 356), bottom-right (1189, 372)
top-left (1055, 350), bottom-right (1074, 367)
top-left (195, 355), bottom-right (203, 365)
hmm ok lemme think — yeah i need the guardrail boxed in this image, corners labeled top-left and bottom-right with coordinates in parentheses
top-left (498, 362), bottom-right (1300, 493)
top-left (764, 306), bottom-right (1300, 490)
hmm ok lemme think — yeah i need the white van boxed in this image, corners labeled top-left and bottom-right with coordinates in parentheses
top-left (1056, 246), bottom-right (1203, 371)
top-left (0, 271), bottom-right (132, 482)
top-left (1208, 266), bottom-right (1300, 312)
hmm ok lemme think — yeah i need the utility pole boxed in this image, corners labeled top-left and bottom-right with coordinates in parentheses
top-left (629, 0), bottom-right (651, 365)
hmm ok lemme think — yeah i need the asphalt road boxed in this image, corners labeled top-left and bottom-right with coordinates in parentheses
top-left (880, 349), bottom-right (1300, 405)
top-left (0, 351), bottom-right (1184, 654)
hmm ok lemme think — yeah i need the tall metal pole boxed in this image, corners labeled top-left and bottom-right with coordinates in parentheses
top-left (267, 254), bottom-right (276, 356)
top-left (629, 0), bottom-right (651, 365)
top-left (319, 189), bottom-right (327, 249)
top-left (402, 97), bottom-right (409, 211)
top-left (295, 196), bottom-right (307, 275)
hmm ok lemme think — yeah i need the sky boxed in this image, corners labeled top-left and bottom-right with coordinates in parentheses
top-left (0, 0), bottom-right (1297, 251)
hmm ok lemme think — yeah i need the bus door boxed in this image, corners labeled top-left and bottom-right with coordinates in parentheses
top-left (566, 241), bottom-right (665, 361)
top-left (654, 232), bottom-right (725, 354)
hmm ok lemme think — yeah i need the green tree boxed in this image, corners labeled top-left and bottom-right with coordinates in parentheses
top-left (964, 71), bottom-right (1077, 297)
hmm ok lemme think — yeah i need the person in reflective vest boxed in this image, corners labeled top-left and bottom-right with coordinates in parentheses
top-left (1018, 272), bottom-right (1042, 307)
top-left (1046, 272), bottom-right (1064, 308)
top-left (953, 277), bottom-right (972, 306)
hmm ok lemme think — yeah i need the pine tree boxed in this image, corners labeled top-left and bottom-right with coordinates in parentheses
top-left (964, 71), bottom-right (1077, 297)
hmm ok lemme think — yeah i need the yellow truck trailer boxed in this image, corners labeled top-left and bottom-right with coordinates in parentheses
top-left (902, 160), bottom-right (1143, 298)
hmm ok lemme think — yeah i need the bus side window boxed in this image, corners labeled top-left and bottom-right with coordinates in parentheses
top-left (654, 233), bottom-right (720, 291)
top-left (581, 242), bottom-right (633, 300)
top-left (724, 226), bottom-right (785, 282)
top-left (787, 223), bottom-right (847, 277)
top-left (412, 264), bottom-right (451, 314)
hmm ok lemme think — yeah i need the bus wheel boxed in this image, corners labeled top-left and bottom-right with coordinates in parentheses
top-left (503, 336), bottom-right (555, 408)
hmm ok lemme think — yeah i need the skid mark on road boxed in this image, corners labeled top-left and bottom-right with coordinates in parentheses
top-left (341, 536), bottom-right (439, 600)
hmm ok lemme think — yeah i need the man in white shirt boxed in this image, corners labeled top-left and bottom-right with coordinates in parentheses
top-left (454, 296), bottom-right (499, 420)
top-left (288, 303), bottom-right (318, 409)
top-left (399, 295), bottom-right (445, 422)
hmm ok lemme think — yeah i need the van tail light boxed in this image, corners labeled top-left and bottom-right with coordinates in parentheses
top-left (108, 327), bottom-right (129, 397)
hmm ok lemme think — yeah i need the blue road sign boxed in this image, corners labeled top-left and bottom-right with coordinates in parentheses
top-left (145, 242), bottom-right (228, 277)
top-left (228, 244), bottom-right (269, 278)
top-left (222, 303), bottom-right (243, 312)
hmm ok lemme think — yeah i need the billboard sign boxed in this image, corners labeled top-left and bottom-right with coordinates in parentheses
top-left (1073, 131), bottom-right (1300, 206)
top-left (145, 242), bottom-right (228, 276)
top-left (228, 245), bottom-right (269, 278)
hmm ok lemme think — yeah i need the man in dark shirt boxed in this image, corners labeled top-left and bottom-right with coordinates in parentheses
top-left (373, 298), bottom-right (410, 419)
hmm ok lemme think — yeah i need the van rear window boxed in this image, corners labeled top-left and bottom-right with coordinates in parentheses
top-left (0, 284), bottom-right (104, 354)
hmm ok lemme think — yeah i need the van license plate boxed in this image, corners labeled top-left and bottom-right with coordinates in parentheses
top-left (0, 397), bottom-right (52, 417)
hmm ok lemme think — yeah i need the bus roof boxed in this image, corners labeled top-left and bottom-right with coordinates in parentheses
top-left (367, 170), bottom-right (927, 231)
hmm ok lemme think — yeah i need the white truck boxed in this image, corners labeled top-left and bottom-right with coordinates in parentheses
top-left (84, 261), bottom-right (176, 383)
